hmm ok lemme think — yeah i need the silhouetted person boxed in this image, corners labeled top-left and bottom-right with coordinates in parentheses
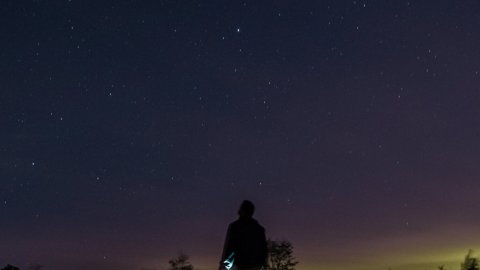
top-left (220, 200), bottom-right (267, 270)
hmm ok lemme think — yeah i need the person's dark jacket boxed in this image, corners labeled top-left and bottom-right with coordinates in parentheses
top-left (220, 217), bottom-right (267, 269)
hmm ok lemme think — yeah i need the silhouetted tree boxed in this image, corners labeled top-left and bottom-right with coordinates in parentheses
top-left (438, 265), bottom-right (446, 270)
top-left (1, 265), bottom-right (20, 270)
top-left (168, 253), bottom-right (194, 270)
top-left (267, 239), bottom-right (298, 270)
top-left (462, 250), bottom-right (479, 270)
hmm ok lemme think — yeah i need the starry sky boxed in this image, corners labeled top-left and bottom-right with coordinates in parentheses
top-left (2, 1), bottom-right (480, 270)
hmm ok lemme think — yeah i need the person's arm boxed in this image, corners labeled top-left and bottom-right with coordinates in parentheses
top-left (261, 227), bottom-right (268, 267)
top-left (219, 224), bottom-right (232, 270)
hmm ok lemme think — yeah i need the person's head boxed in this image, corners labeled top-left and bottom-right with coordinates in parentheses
top-left (238, 200), bottom-right (255, 218)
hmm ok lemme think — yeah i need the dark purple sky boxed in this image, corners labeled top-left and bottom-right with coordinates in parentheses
top-left (2, 1), bottom-right (480, 270)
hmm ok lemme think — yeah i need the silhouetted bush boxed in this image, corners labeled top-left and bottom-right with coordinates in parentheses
top-left (168, 253), bottom-right (194, 270)
top-left (267, 239), bottom-right (298, 270)
top-left (462, 250), bottom-right (479, 270)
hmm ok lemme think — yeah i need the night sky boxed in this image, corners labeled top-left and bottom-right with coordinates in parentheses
top-left (2, 1), bottom-right (480, 270)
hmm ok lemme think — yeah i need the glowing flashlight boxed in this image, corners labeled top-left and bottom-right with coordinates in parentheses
top-left (223, 252), bottom-right (235, 270)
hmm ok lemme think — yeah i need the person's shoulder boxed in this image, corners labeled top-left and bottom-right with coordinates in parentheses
top-left (230, 217), bottom-right (252, 228)
top-left (248, 218), bottom-right (265, 232)
top-left (228, 219), bottom-right (244, 233)
top-left (229, 219), bottom-right (242, 227)
top-left (250, 217), bottom-right (261, 225)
